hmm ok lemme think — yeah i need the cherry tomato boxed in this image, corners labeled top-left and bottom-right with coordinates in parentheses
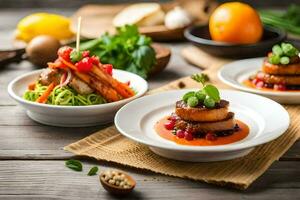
top-left (57, 46), bottom-right (73, 61)
top-left (90, 55), bottom-right (100, 65)
top-left (82, 51), bottom-right (90, 58)
top-left (103, 64), bottom-right (113, 76)
top-left (75, 57), bottom-right (93, 73)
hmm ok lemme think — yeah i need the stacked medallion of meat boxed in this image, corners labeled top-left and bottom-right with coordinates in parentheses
top-left (250, 43), bottom-right (300, 91)
top-left (164, 74), bottom-right (238, 141)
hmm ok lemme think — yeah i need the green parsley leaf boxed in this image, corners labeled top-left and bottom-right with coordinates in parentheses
top-left (87, 166), bottom-right (98, 176)
top-left (65, 159), bottom-right (83, 172)
top-left (203, 84), bottom-right (220, 103)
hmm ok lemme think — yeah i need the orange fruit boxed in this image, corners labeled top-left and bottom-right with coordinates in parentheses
top-left (209, 2), bottom-right (263, 44)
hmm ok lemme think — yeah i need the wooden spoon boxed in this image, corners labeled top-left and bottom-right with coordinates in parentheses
top-left (99, 170), bottom-right (136, 196)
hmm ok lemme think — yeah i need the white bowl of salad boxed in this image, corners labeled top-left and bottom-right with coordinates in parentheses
top-left (8, 46), bottom-right (148, 127)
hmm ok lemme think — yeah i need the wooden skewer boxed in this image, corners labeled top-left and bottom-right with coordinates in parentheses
top-left (76, 16), bottom-right (82, 52)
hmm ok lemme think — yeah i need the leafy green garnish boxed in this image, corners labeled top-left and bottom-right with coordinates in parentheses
top-left (79, 25), bottom-right (156, 78)
top-left (191, 73), bottom-right (220, 103)
top-left (65, 160), bottom-right (83, 171)
top-left (182, 73), bottom-right (220, 108)
top-left (70, 50), bottom-right (83, 63)
top-left (87, 166), bottom-right (98, 176)
top-left (268, 42), bottom-right (299, 65)
top-left (203, 85), bottom-right (220, 103)
top-left (191, 74), bottom-right (209, 87)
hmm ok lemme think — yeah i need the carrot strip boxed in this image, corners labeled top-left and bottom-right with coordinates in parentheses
top-left (91, 66), bottom-right (135, 98)
top-left (59, 58), bottom-right (77, 71)
top-left (90, 77), bottom-right (121, 102)
top-left (36, 82), bottom-right (55, 104)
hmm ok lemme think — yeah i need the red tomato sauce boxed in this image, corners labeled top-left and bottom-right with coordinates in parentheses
top-left (154, 117), bottom-right (249, 146)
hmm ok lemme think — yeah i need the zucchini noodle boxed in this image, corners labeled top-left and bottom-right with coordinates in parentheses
top-left (23, 82), bottom-right (106, 106)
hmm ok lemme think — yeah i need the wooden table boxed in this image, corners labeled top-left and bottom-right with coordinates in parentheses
top-left (0, 8), bottom-right (299, 200)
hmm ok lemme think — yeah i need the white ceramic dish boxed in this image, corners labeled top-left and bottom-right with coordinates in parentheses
top-left (115, 89), bottom-right (289, 162)
top-left (218, 57), bottom-right (300, 104)
top-left (8, 69), bottom-right (148, 127)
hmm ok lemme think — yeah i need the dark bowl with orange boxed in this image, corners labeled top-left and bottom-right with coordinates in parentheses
top-left (184, 25), bottom-right (286, 58)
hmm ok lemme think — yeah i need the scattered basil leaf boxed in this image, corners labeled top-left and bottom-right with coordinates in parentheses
top-left (203, 84), bottom-right (220, 103)
top-left (87, 166), bottom-right (98, 176)
top-left (65, 159), bottom-right (83, 171)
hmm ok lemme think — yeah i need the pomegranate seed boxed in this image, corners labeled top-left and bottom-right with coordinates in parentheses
top-left (176, 130), bottom-right (185, 138)
top-left (274, 84), bottom-right (286, 91)
top-left (168, 115), bottom-right (178, 122)
top-left (251, 78), bottom-right (259, 85)
top-left (256, 72), bottom-right (265, 80)
top-left (205, 133), bottom-right (217, 141)
top-left (164, 121), bottom-right (175, 130)
top-left (255, 81), bottom-right (264, 88)
top-left (184, 131), bottom-right (194, 141)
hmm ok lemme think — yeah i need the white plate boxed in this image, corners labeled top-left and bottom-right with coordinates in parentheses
top-left (115, 89), bottom-right (289, 162)
top-left (218, 57), bottom-right (300, 104)
top-left (8, 69), bottom-right (148, 127)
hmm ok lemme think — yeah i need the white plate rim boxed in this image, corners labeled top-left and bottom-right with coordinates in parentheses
top-left (218, 57), bottom-right (300, 97)
top-left (115, 89), bottom-right (290, 152)
top-left (7, 69), bottom-right (148, 109)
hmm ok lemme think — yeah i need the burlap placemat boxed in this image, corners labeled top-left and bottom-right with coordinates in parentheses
top-left (65, 46), bottom-right (300, 189)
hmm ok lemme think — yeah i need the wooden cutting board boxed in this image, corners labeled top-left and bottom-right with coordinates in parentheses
top-left (70, 0), bottom-right (218, 41)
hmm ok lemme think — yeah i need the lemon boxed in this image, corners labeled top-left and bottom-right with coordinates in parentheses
top-left (16, 13), bottom-right (74, 42)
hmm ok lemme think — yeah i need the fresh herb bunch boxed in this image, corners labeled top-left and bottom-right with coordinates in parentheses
top-left (79, 25), bottom-right (156, 78)
top-left (268, 42), bottom-right (299, 65)
top-left (259, 4), bottom-right (300, 35)
top-left (182, 74), bottom-right (220, 108)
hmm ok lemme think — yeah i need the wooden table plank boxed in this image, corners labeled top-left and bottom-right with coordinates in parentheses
top-left (0, 122), bottom-right (298, 160)
top-left (0, 160), bottom-right (299, 200)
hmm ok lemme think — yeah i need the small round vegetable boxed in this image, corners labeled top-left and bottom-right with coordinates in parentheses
top-left (281, 43), bottom-right (297, 57)
top-left (195, 90), bottom-right (206, 102)
top-left (272, 45), bottom-right (283, 56)
top-left (204, 97), bottom-right (215, 108)
top-left (268, 54), bottom-right (280, 64)
top-left (280, 56), bottom-right (290, 65)
top-left (187, 96), bottom-right (199, 107)
top-left (182, 91), bottom-right (195, 103)
top-left (26, 35), bottom-right (61, 67)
